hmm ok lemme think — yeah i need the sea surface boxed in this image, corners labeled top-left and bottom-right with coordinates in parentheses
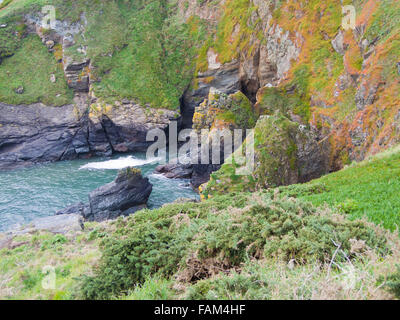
top-left (0, 153), bottom-right (199, 231)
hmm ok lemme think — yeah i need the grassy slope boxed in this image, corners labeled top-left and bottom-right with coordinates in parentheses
top-left (1, 146), bottom-right (400, 300)
top-left (279, 146), bottom-right (400, 231)
top-left (0, 34), bottom-right (73, 106)
top-left (86, 145), bottom-right (400, 300)
top-left (0, 221), bottom-right (110, 299)
top-left (0, 0), bottom-right (202, 109)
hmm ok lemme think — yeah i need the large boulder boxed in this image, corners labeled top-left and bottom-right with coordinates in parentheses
top-left (58, 168), bottom-right (152, 222)
top-left (87, 167), bottom-right (152, 221)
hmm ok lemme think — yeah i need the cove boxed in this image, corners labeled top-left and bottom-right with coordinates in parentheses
top-left (0, 153), bottom-right (199, 231)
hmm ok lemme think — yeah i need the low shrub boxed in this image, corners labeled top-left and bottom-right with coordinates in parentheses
top-left (79, 193), bottom-right (389, 299)
top-left (380, 266), bottom-right (400, 299)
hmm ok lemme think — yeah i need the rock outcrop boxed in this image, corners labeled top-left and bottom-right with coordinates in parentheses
top-left (158, 89), bottom-right (257, 188)
top-left (182, 60), bottom-right (241, 127)
top-left (0, 97), bottom-right (179, 170)
top-left (201, 113), bottom-right (330, 197)
top-left (86, 168), bottom-right (152, 221)
top-left (0, 98), bottom-right (88, 169)
top-left (57, 168), bottom-right (152, 222)
top-left (89, 101), bottom-right (179, 153)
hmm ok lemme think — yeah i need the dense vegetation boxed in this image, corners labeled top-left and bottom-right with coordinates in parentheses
top-left (0, 34), bottom-right (73, 105)
top-left (0, 0), bottom-right (203, 108)
top-left (1, 142), bottom-right (400, 300)
top-left (1, 0), bottom-right (400, 301)
top-left (79, 191), bottom-right (389, 299)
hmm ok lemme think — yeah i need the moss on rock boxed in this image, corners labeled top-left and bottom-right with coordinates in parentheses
top-left (202, 112), bottom-right (329, 198)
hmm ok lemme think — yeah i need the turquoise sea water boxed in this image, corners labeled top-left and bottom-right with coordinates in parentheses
top-left (0, 153), bottom-right (199, 231)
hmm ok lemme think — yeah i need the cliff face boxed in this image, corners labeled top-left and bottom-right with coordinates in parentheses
top-left (180, 0), bottom-right (400, 173)
top-left (1, 0), bottom-right (399, 181)
top-left (0, 1), bottom-right (184, 168)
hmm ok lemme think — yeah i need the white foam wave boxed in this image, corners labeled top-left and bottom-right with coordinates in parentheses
top-left (79, 156), bottom-right (162, 170)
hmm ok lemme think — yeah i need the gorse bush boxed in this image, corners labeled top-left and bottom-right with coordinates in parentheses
top-left (380, 266), bottom-right (400, 299)
top-left (79, 192), bottom-right (389, 299)
top-left (186, 270), bottom-right (269, 300)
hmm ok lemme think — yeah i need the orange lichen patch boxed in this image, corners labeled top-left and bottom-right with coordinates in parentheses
top-left (313, 106), bottom-right (339, 121)
top-left (329, 122), bottom-right (353, 169)
top-left (343, 34), bottom-right (362, 76)
top-left (273, 1), bottom-right (344, 102)
top-left (368, 82), bottom-right (400, 153)
top-left (211, 118), bottom-right (234, 130)
top-left (356, 0), bottom-right (379, 27)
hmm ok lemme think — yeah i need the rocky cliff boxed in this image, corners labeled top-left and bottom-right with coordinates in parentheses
top-left (1, 0), bottom-right (399, 190)
top-left (179, 0), bottom-right (400, 192)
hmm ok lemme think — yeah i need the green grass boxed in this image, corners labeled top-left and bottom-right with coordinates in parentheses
top-left (1, 0), bottom-right (200, 109)
top-left (0, 34), bottom-right (73, 106)
top-left (0, 223), bottom-right (106, 299)
top-left (279, 146), bottom-right (400, 231)
top-left (87, 0), bottom-right (198, 109)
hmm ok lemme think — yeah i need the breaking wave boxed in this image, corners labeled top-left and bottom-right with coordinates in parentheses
top-left (79, 156), bottom-right (162, 170)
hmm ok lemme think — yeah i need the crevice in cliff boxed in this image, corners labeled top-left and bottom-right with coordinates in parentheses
top-left (179, 91), bottom-right (194, 129)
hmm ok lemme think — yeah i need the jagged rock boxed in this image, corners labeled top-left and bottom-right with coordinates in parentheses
top-left (350, 124), bottom-right (368, 147)
top-left (90, 102), bottom-right (179, 153)
top-left (85, 168), bottom-right (152, 222)
top-left (355, 81), bottom-right (380, 111)
top-left (0, 100), bottom-right (89, 169)
top-left (155, 164), bottom-right (193, 179)
top-left (193, 88), bottom-right (257, 132)
top-left (251, 114), bottom-right (330, 187)
top-left (88, 115), bottom-right (113, 157)
top-left (172, 89), bottom-right (255, 188)
top-left (182, 60), bottom-right (241, 127)
top-left (202, 113), bottom-right (330, 196)
top-left (57, 168), bottom-right (152, 222)
top-left (263, 25), bottom-right (301, 81)
top-left (0, 96), bottom-right (180, 169)
top-left (64, 58), bottom-right (90, 92)
top-left (154, 161), bottom-right (220, 189)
